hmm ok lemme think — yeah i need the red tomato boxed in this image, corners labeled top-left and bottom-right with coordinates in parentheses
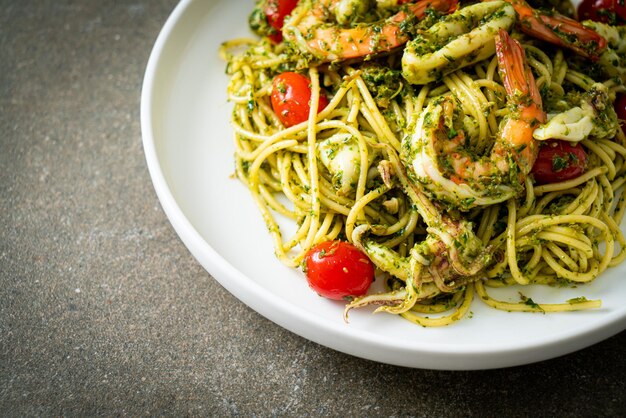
top-left (271, 72), bottom-right (329, 127)
top-left (577, 0), bottom-right (626, 24)
top-left (616, 93), bottom-right (626, 130)
top-left (264, 0), bottom-right (298, 43)
top-left (304, 241), bottom-right (375, 300)
top-left (531, 140), bottom-right (587, 185)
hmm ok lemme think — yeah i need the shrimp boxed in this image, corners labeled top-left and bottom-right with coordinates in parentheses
top-left (402, 1), bottom-right (517, 85)
top-left (282, 0), bottom-right (458, 63)
top-left (402, 28), bottom-right (546, 210)
top-left (500, 0), bottom-right (607, 60)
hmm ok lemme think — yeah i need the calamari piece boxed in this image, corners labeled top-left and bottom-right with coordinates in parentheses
top-left (533, 107), bottom-right (595, 142)
top-left (332, 0), bottom-right (373, 25)
top-left (534, 84), bottom-right (619, 142)
top-left (402, 1), bottom-right (516, 85)
top-left (318, 133), bottom-right (361, 196)
top-left (351, 211), bottom-right (492, 294)
top-left (581, 21), bottom-right (626, 83)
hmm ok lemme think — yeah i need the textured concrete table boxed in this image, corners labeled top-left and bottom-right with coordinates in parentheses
top-left (1, 1), bottom-right (625, 416)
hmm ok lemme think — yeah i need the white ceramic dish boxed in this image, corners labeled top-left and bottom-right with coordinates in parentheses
top-left (141, 0), bottom-right (626, 369)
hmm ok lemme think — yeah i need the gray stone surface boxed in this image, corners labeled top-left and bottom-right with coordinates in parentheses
top-left (1, 0), bottom-right (624, 416)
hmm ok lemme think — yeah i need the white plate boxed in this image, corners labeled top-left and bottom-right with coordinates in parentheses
top-left (141, 0), bottom-right (626, 369)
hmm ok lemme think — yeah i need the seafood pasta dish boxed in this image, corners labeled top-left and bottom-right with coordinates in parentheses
top-left (220, 0), bottom-right (626, 326)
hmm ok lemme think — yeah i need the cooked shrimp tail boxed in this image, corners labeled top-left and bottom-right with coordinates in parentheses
top-left (501, 0), bottom-right (607, 60)
top-left (495, 27), bottom-right (546, 176)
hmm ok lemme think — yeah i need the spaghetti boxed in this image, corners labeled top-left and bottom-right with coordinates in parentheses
top-left (220, 0), bottom-right (626, 326)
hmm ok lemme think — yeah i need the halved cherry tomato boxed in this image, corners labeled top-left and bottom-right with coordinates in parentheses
top-left (531, 140), bottom-right (588, 185)
top-left (271, 72), bottom-right (330, 128)
top-left (304, 241), bottom-right (375, 300)
top-left (615, 93), bottom-right (626, 131)
top-left (265, 0), bottom-right (299, 43)
top-left (577, 0), bottom-right (626, 24)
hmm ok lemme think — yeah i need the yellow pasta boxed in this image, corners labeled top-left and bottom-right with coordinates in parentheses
top-left (220, 0), bottom-right (626, 326)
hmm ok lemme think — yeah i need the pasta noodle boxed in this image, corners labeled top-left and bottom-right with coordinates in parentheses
top-left (220, 0), bottom-right (626, 326)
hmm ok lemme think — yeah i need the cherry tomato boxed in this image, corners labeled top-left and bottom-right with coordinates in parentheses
top-left (615, 93), bottom-right (626, 131)
top-left (577, 0), bottom-right (626, 24)
top-left (271, 72), bottom-right (330, 128)
top-left (264, 0), bottom-right (299, 43)
top-left (531, 140), bottom-right (588, 185)
top-left (304, 241), bottom-right (375, 300)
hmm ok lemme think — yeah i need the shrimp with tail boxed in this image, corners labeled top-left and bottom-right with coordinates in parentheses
top-left (403, 28), bottom-right (546, 210)
top-left (500, 0), bottom-right (607, 60)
